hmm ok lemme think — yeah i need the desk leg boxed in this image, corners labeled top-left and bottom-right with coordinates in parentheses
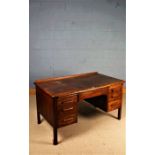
top-left (53, 127), bottom-right (58, 145)
top-left (37, 111), bottom-right (41, 124)
top-left (118, 107), bottom-right (122, 120)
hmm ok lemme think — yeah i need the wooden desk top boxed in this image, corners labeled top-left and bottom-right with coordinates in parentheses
top-left (34, 72), bottom-right (124, 97)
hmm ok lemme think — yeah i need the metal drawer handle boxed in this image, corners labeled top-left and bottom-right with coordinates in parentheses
top-left (64, 117), bottom-right (74, 122)
top-left (63, 107), bottom-right (74, 111)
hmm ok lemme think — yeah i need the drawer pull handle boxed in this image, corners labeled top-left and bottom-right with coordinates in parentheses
top-left (61, 100), bottom-right (75, 104)
top-left (63, 107), bottom-right (74, 111)
top-left (64, 117), bottom-right (74, 122)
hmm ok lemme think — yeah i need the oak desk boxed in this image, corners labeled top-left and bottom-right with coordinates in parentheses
top-left (34, 72), bottom-right (125, 145)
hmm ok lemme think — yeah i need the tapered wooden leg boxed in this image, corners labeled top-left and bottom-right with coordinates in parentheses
top-left (118, 107), bottom-right (122, 120)
top-left (37, 111), bottom-right (41, 124)
top-left (53, 127), bottom-right (58, 145)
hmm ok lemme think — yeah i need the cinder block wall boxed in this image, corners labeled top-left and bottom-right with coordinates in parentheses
top-left (30, 0), bottom-right (126, 87)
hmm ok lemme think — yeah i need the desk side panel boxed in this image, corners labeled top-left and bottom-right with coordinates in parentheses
top-left (36, 86), bottom-right (54, 126)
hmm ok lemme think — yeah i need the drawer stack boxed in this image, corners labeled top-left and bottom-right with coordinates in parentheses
top-left (107, 84), bottom-right (123, 111)
top-left (57, 94), bottom-right (78, 127)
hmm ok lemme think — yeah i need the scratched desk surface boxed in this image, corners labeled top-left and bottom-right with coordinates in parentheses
top-left (34, 72), bottom-right (124, 97)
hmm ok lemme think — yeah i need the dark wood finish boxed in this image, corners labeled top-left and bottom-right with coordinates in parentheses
top-left (109, 84), bottom-right (122, 101)
top-left (53, 97), bottom-right (58, 145)
top-left (53, 127), bottom-right (58, 145)
top-left (57, 94), bottom-right (78, 127)
top-left (34, 72), bottom-right (125, 145)
top-left (37, 112), bottom-right (41, 124)
top-left (35, 86), bottom-right (55, 126)
top-left (34, 72), bottom-right (124, 97)
top-left (118, 107), bottom-right (122, 120)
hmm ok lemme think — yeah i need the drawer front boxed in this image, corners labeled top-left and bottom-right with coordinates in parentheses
top-left (79, 87), bottom-right (108, 100)
top-left (57, 94), bottom-right (78, 127)
top-left (58, 94), bottom-right (77, 105)
top-left (109, 84), bottom-right (122, 101)
top-left (57, 94), bottom-right (78, 114)
top-left (57, 102), bottom-right (77, 118)
top-left (58, 114), bottom-right (77, 127)
top-left (108, 100), bottom-right (121, 111)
